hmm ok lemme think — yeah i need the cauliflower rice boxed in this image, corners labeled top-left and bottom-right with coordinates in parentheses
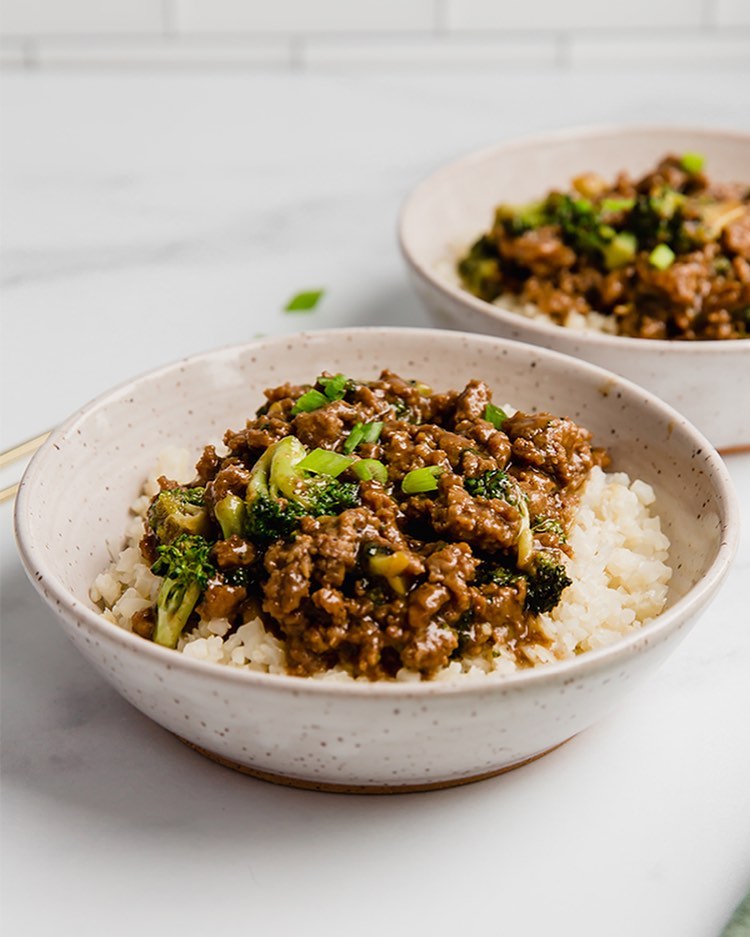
top-left (91, 447), bottom-right (671, 683)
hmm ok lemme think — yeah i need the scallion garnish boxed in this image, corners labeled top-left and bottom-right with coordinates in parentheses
top-left (352, 459), bottom-right (388, 484)
top-left (600, 197), bottom-right (634, 214)
top-left (291, 389), bottom-right (328, 415)
top-left (343, 423), bottom-right (365, 454)
top-left (649, 243), bottom-right (676, 270)
top-left (402, 466), bottom-right (442, 494)
top-left (318, 373), bottom-right (350, 401)
top-left (361, 421), bottom-right (384, 443)
top-left (603, 232), bottom-right (638, 271)
top-left (297, 448), bottom-right (354, 478)
top-left (343, 420), bottom-right (383, 454)
top-left (284, 289), bottom-right (325, 312)
top-left (483, 403), bottom-right (508, 429)
top-left (680, 152), bottom-right (705, 175)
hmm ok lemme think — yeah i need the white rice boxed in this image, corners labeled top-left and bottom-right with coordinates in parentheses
top-left (91, 451), bottom-right (671, 682)
top-left (495, 294), bottom-right (618, 335)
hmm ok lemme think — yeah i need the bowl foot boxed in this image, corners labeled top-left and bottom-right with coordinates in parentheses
top-left (176, 736), bottom-right (572, 794)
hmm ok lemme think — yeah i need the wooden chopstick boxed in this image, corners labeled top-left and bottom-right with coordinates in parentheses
top-left (0, 482), bottom-right (19, 505)
top-left (0, 430), bottom-right (52, 504)
top-left (0, 430), bottom-right (51, 469)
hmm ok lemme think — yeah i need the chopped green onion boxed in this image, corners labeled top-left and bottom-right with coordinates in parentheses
top-left (297, 448), bottom-right (354, 478)
top-left (352, 459), bottom-right (388, 484)
top-left (603, 232), bottom-right (638, 271)
top-left (402, 466), bottom-right (442, 494)
top-left (680, 152), bottom-right (705, 175)
top-left (601, 197), bottom-right (634, 214)
top-left (343, 420), bottom-right (384, 454)
top-left (291, 389), bottom-right (328, 415)
top-left (343, 423), bottom-right (365, 454)
top-left (284, 289), bottom-right (325, 312)
top-left (483, 403), bottom-right (508, 429)
top-left (318, 373), bottom-right (350, 401)
top-left (361, 421), bottom-right (383, 443)
top-left (649, 243), bottom-right (676, 270)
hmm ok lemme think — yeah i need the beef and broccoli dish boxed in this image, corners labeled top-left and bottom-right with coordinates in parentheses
top-left (127, 371), bottom-right (607, 678)
top-left (458, 153), bottom-right (750, 340)
top-left (93, 370), bottom-right (671, 682)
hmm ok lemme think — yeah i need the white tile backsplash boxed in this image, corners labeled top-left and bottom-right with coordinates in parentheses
top-left (34, 38), bottom-right (290, 68)
top-left (0, 0), bottom-right (748, 71)
top-left (569, 33), bottom-right (750, 66)
top-left (1, 0), bottom-right (166, 37)
top-left (174, 0), bottom-right (435, 34)
top-left (446, 0), bottom-right (705, 30)
top-left (302, 36), bottom-right (557, 70)
top-left (716, 0), bottom-right (750, 25)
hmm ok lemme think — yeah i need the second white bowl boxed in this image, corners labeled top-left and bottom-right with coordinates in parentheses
top-left (399, 125), bottom-right (750, 452)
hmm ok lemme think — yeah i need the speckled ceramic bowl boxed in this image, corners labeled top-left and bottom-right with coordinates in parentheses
top-left (15, 329), bottom-right (739, 792)
top-left (399, 125), bottom-right (750, 453)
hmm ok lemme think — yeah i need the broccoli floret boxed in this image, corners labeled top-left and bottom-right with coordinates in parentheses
top-left (545, 193), bottom-right (606, 257)
top-left (525, 555), bottom-right (572, 615)
top-left (478, 562), bottom-right (524, 588)
top-left (626, 189), bottom-right (687, 251)
top-left (147, 485), bottom-right (208, 545)
top-left (150, 534), bottom-right (215, 647)
top-left (532, 515), bottom-right (567, 542)
top-left (479, 553), bottom-right (571, 616)
top-left (465, 469), bottom-right (512, 501)
top-left (307, 478), bottom-right (360, 515)
top-left (246, 494), bottom-right (306, 542)
top-left (245, 435), bottom-right (360, 543)
top-left (457, 235), bottom-right (503, 302)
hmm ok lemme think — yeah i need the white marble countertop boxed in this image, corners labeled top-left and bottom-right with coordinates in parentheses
top-left (1, 71), bottom-right (749, 937)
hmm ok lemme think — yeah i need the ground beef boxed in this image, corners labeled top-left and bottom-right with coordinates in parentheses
top-left (459, 154), bottom-right (750, 340)
top-left (139, 370), bottom-right (606, 680)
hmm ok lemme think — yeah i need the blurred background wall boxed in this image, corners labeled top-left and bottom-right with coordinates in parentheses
top-left (1, 0), bottom-right (749, 71)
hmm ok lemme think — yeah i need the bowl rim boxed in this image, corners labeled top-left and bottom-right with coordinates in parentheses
top-left (14, 326), bottom-right (741, 698)
top-left (398, 122), bottom-right (750, 355)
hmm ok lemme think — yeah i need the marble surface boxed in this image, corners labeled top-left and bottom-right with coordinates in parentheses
top-left (1, 71), bottom-right (749, 937)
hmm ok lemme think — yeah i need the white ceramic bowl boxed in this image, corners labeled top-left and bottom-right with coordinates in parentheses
top-left (15, 328), bottom-right (739, 792)
top-left (399, 125), bottom-right (750, 453)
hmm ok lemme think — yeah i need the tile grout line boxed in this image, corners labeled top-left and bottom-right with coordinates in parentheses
top-left (289, 35), bottom-right (304, 71)
top-left (24, 38), bottom-right (38, 69)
